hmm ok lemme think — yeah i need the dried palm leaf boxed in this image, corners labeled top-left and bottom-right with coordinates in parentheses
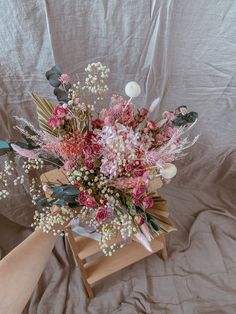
top-left (31, 93), bottom-right (57, 136)
top-left (146, 196), bottom-right (177, 233)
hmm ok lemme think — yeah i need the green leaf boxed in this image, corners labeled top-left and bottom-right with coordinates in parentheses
top-left (185, 111), bottom-right (198, 123)
top-left (45, 65), bottom-right (62, 88)
top-left (0, 140), bottom-right (11, 155)
top-left (54, 88), bottom-right (69, 103)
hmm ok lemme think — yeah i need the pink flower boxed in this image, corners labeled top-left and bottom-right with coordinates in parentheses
top-left (92, 144), bottom-right (100, 154)
top-left (59, 73), bottom-right (70, 84)
top-left (139, 108), bottom-right (149, 117)
top-left (11, 144), bottom-right (39, 159)
top-left (64, 160), bottom-right (74, 171)
top-left (146, 118), bottom-right (157, 130)
top-left (125, 163), bottom-right (133, 172)
top-left (84, 196), bottom-right (96, 208)
top-left (162, 111), bottom-right (175, 121)
top-left (84, 159), bottom-right (94, 170)
top-left (83, 146), bottom-right (93, 155)
top-left (133, 185), bottom-right (145, 199)
top-left (92, 119), bottom-right (103, 129)
top-left (134, 197), bottom-right (143, 206)
top-left (133, 168), bottom-right (145, 177)
top-left (78, 190), bottom-right (88, 205)
top-left (52, 105), bottom-right (68, 118)
top-left (143, 196), bottom-right (154, 209)
top-left (135, 216), bottom-right (145, 225)
top-left (95, 207), bottom-right (108, 222)
top-left (104, 116), bottom-right (113, 125)
top-left (48, 116), bottom-right (64, 128)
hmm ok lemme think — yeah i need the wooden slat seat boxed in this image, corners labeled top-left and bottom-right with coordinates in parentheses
top-left (85, 235), bottom-right (164, 285)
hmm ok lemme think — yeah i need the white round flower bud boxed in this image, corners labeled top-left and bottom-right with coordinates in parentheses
top-left (160, 163), bottom-right (177, 179)
top-left (62, 103), bottom-right (68, 109)
top-left (68, 100), bottom-right (73, 106)
top-left (125, 81), bottom-right (141, 98)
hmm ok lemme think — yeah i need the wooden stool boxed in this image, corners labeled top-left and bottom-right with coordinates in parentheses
top-left (41, 168), bottom-right (174, 298)
top-left (66, 228), bottom-right (168, 298)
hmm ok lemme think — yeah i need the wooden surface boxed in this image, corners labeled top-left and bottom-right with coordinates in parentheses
top-left (75, 236), bottom-right (101, 260)
top-left (84, 235), bottom-right (165, 284)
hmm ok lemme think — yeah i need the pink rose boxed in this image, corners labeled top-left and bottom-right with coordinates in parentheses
top-left (84, 196), bottom-right (96, 208)
top-left (52, 105), bottom-right (68, 118)
top-left (125, 163), bottom-right (133, 172)
top-left (133, 185), bottom-right (145, 199)
top-left (84, 159), bottom-right (94, 170)
top-left (92, 144), bottom-right (100, 154)
top-left (78, 190), bottom-right (88, 205)
top-left (143, 196), bottom-right (154, 209)
top-left (133, 168), bottom-right (145, 177)
top-left (59, 73), bottom-right (70, 84)
top-left (95, 207), bottom-right (109, 222)
top-left (83, 146), bottom-right (93, 155)
top-left (48, 116), bottom-right (64, 128)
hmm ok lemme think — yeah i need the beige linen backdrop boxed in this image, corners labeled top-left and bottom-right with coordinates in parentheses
top-left (0, 1), bottom-right (236, 313)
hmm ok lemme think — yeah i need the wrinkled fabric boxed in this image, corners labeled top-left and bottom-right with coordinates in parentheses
top-left (0, 0), bottom-right (236, 313)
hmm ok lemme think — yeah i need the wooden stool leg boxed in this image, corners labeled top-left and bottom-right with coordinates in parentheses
top-left (67, 228), bottom-right (95, 298)
top-left (81, 274), bottom-right (94, 298)
top-left (161, 235), bottom-right (168, 261)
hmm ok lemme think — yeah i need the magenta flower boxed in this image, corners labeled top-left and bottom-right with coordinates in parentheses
top-left (143, 196), bottom-right (154, 209)
top-left (78, 190), bottom-right (88, 205)
top-left (48, 116), bottom-right (64, 128)
top-left (84, 196), bottom-right (96, 208)
top-left (92, 144), bottom-right (100, 154)
top-left (52, 105), bottom-right (68, 118)
top-left (133, 185), bottom-right (145, 199)
top-left (84, 159), bottom-right (94, 170)
top-left (95, 207), bottom-right (108, 222)
top-left (59, 73), bottom-right (70, 84)
top-left (82, 146), bottom-right (93, 155)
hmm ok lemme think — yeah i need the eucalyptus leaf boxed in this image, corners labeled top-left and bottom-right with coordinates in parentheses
top-left (49, 73), bottom-right (61, 88)
top-left (35, 197), bottom-right (50, 207)
top-left (55, 198), bottom-right (66, 207)
top-left (51, 65), bottom-right (62, 76)
top-left (185, 111), bottom-right (198, 123)
top-left (54, 88), bottom-right (69, 102)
